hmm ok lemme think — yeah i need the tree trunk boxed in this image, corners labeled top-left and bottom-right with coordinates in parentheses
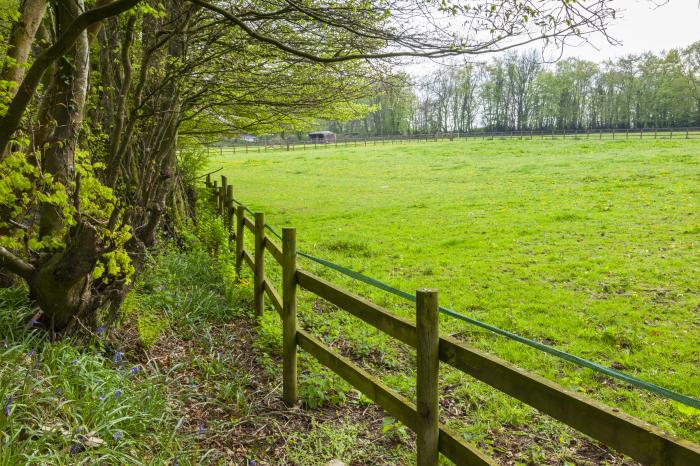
top-left (30, 222), bottom-right (101, 330)
top-left (39, 0), bottom-right (89, 238)
top-left (29, 0), bottom-right (99, 330)
top-left (1, 0), bottom-right (47, 97)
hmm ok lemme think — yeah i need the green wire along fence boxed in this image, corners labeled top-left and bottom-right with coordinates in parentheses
top-left (207, 174), bottom-right (700, 466)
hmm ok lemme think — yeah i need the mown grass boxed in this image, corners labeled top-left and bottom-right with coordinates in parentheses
top-left (212, 138), bottom-right (700, 450)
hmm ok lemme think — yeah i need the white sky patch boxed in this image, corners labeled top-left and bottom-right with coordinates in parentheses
top-left (562, 0), bottom-right (700, 60)
top-left (403, 0), bottom-right (700, 76)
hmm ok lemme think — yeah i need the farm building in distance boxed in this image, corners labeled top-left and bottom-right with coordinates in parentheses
top-left (240, 134), bottom-right (258, 143)
top-left (308, 131), bottom-right (336, 143)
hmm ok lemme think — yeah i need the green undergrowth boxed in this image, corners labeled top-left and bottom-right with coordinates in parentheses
top-left (1, 197), bottom-right (412, 464)
top-left (0, 287), bottom-right (182, 464)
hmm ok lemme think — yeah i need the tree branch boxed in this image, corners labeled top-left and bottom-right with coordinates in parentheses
top-left (0, 246), bottom-right (34, 280)
top-left (0, 0), bottom-right (142, 157)
top-left (187, 0), bottom-right (463, 63)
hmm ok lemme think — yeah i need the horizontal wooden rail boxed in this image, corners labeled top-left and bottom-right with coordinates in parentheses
top-left (244, 216), bottom-right (254, 232)
top-left (263, 278), bottom-right (282, 314)
top-left (264, 237), bottom-right (283, 265)
top-left (297, 269), bottom-right (417, 347)
top-left (209, 177), bottom-right (700, 466)
top-left (242, 249), bottom-right (254, 271)
top-left (438, 336), bottom-right (700, 465)
top-left (297, 269), bottom-right (700, 465)
top-left (296, 329), bottom-right (493, 466)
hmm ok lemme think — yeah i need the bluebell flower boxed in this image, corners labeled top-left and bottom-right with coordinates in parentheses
top-left (3, 397), bottom-right (11, 417)
top-left (70, 443), bottom-right (83, 455)
top-left (71, 359), bottom-right (78, 365)
top-left (113, 431), bottom-right (122, 442)
top-left (76, 426), bottom-right (82, 434)
top-left (97, 325), bottom-right (106, 334)
top-left (99, 394), bottom-right (106, 401)
top-left (130, 366), bottom-right (138, 375)
top-left (28, 349), bottom-right (35, 357)
top-left (113, 352), bottom-right (123, 363)
top-left (114, 390), bottom-right (122, 399)
top-left (55, 388), bottom-right (62, 396)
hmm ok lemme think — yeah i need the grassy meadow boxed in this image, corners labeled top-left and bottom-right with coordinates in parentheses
top-left (212, 138), bottom-right (700, 451)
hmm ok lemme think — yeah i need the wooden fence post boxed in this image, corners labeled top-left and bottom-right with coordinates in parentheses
top-left (416, 288), bottom-right (439, 466)
top-left (220, 185), bottom-right (226, 216)
top-left (282, 228), bottom-right (298, 406)
top-left (226, 185), bottom-right (233, 229)
top-left (205, 173), bottom-right (211, 188)
top-left (212, 181), bottom-right (218, 208)
top-left (254, 212), bottom-right (265, 319)
top-left (235, 205), bottom-right (245, 276)
top-left (220, 176), bottom-right (228, 216)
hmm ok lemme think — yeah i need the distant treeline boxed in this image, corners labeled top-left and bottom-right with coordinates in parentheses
top-left (325, 42), bottom-right (700, 134)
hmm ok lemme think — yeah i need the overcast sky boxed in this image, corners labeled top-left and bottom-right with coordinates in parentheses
top-left (561, 0), bottom-right (700, 60)
top-left (405, 0), bottom-right (700, 75)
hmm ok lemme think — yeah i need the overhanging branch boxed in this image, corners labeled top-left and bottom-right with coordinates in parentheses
top-left (0, 0), bottom-right (142, 157)
top-left (0, 246), bottom-right (34, 280)
top-left (187, 0), bottom-right (465, 63)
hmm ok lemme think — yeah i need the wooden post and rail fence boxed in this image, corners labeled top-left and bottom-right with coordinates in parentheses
top-left (208, 126), bottom-right (700, 154)
top-left (204, 173), bottom-right (700, 466)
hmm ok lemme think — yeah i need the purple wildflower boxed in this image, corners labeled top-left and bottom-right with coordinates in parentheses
top-left (3, 397), bottom-right (11, 417)
top-left (113, 431), bottom-right (122, 442)
top-left (55, 388), bottom-right (62, 397)
top-left (76, 426), bottom-right (82, 434)
top-left (28, 349), bottom-right (35, 357)
top-left (71, 359), bottom-right (78, 365)
top-left (114, 390), bottom-right (122, 399)
top-left (130, 366), bottom-right (138, 375)
top-left (99, 394), bottom-right (106, 401)
top-left (113, 352), bottom-right (123, 363)
top-left (97, 325), bottom-right (106, 335)
top-left (248, 460), bottom-right (257, 466)
top-left (70, 443), bottom-right (83, 455)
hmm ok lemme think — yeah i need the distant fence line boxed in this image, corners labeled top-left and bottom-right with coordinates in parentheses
top-left (208, 127), bottom-right (700, 154)
top-left (204, 174), bottom-right (700, 466)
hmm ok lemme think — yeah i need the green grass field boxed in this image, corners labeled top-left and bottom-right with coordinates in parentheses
top-left (211, 138), bottom-right (700, 456)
